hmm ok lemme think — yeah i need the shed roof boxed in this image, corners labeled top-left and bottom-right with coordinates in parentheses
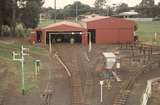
top-left (43, 21), bottom-right (86, 30)
top-left (85, 16), bottom-right (135, 29)
top-left (82, 16), bottom-right (109, 22)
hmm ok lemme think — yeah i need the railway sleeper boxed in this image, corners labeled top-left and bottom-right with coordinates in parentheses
top-left (113, 103), bottom-right (126, 105)
top-left (72, 84), bottom-right (81, 87)
top-left (114, 97), bottom-right (128, 102)
top-left (72, 99), bottom-right (81, 102)
top-left (115, 94), bottom-right (127, 99)
top-left (114, 99), bottom-right (127, 104)
top-left (72, 102), bottom-right (82, 104)
top-left (114, 101), bottom-right (126, 104)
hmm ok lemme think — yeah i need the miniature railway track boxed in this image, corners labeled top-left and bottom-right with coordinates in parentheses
top-left (40, 53), bottom-right (55, 105)
top-left (43, 43), bottom-right (159, 105)
top-left (113, 49), bottom-right (160, 105)
top-left (53, 44), bottom-right (84, 105)
top-left (79, 52), bottom-right (94, 105)
top-left (52, 44), bottom-right (95, 105)
top-left (113, 71), bottom-right (144, 105)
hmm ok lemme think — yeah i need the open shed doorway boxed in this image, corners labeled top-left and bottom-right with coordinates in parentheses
top-left (46, 31), bottom-right (82, 44)
top-left (88, 29), bottom-right (96, 43)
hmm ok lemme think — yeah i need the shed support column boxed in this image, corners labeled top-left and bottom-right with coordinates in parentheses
top-left (41, 30), bottom-right (46, 47)
top-left (82, 33), bottom-right (88, 45)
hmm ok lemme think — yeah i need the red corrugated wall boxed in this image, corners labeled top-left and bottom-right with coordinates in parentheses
top-left (28, 32), bottom-right (36, 44)
top-left (86, 17), bottom-right (135, 44)
top-left (96, 28), bottom-right (134, 43)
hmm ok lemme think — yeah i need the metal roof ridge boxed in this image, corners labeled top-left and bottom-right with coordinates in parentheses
top-left (42, 21), bottom-right (85, 30)
top-left (82, 16), bottom-right (110, 22)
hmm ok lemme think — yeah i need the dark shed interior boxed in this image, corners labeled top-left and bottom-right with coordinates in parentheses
top-left (46, 31), bottom-right (82, 44)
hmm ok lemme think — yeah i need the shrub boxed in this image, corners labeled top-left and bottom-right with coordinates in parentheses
top-left (16, 24), bottom-right (31, 37)
top-left (134, 23), bottom-right (138, 31)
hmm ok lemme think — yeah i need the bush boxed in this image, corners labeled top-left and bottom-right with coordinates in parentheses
top-left (153, 17), bottom-right (160, 21)
top-left (16, 24), bottom-right (31, 37)
top-left (1, 25), bottom-right (11, 36)
top-left (134, 23), bottom-right (138, 31)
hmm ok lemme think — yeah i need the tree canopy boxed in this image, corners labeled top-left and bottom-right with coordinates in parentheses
top-left (115, 3), bottom-right (129, 14)
top-left (136, 0), bottom-right (158, 17)
top-left (43, 1), bottom-right (91, 20)
top-left (94, 0), bottom-right (107, 9)
top-left (0, 0), bottom-right (160, 37)
top-left (0, 0), bottom-right (44, 36)
top-left (21, 0), bottom-right (43, 28)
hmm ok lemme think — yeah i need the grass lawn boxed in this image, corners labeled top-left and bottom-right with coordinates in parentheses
top-left (135, 21), bottom-right (160, 41)
top-left (0, 40), bottom-right (48, 92)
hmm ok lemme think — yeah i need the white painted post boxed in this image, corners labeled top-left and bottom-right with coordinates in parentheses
top-left (49, 33), bottom-right (52, 54)
top-left (154, 32), bottom-right (157, 41)
top-left (21, 45), bottom-right (25, 95)
top-left (35, 61), bottom-right (38, 76)
top-left (21, 60), bottom-right (25, 95)
top-left (12, 45), bottom-right (29, 95)
top-left (140, 77), bottom-right (160, 105)
top-left (116, 56), bottom-right (121, 69)
top-left (100, 80), bottom-right (104, 102)
top-left (88, 32), bottom-right (92, 52)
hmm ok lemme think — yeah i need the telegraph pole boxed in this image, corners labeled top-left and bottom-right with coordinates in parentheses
top-left (54, 0), bottom-right (57, 23)
top-left (106, 5), bottom-right (109, 16)
top-left (12, 45), bottom-right (29, 95)
top-left (75, 1), bottom-right (78, 22)
top-left (106, 0), bottom-right (109, 16)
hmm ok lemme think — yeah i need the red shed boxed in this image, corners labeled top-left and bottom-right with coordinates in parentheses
top-left (30, 21), bottom-right (88, 46)
top-left (28, 27), bottom-right (42, 44)
top-left (83, 16), bottom-right (135, 44)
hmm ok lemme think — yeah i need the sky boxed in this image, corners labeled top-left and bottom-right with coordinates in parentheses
top-left (43, 0), bottom-right (160, 9)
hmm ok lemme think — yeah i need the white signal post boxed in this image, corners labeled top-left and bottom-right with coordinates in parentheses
top-left (154, 32), bottom-right (157, 41)
top-left (100, 80), bottom-right (104, 102)
top-left (12, 45), bottom-right (29, 95)
top-left (49, 33), bottom-right (52, 54)
top-left (88, 32), bottom-right (92, 52)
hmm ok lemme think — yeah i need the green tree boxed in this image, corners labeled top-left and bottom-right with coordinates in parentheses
top-left (94, 0), bottom-right (107, 14)
top-left (0, 0), bottom-right (15, 36)
top-left (115, 3), bottom-right (129, 14)
top-left (153, 2), bottom-right (160, 17)
top-left (140, 0), bottom-right (155, 7)
top-left (21, 0), bottom-right (44, 28)
top-left (0, 0), bottom-right (43, 36)
top-left (63, 1), bottom-right (91, 18)
top-left (0, 0), bottom-right (3, 35)
top-left (94, 0), bottom-right (106, 9)
top-left (11, 0), bottom-right (17, 36)
top-left (136, 0), bottom-right (155, 17)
